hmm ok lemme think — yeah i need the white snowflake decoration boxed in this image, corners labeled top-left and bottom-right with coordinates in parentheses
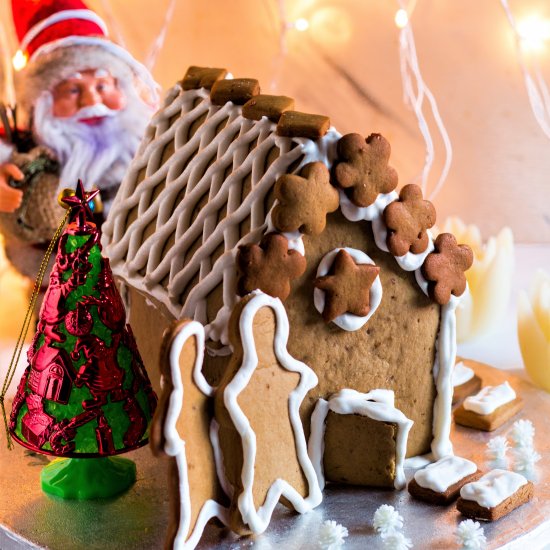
top-left (318, 520), bottom-right (349, 549)
top-left (513, 446), bottom-right (541, 472)
top-left (381, 531), bottom-right (413, 550)
top-left (486, 436), bottom-right (509, 461)
top-left (456, 519), bottom-right (487, 550)
top-left (509, 419), bottom-right (535, 448)
top-left (373, 504), bottom-right (404, 536)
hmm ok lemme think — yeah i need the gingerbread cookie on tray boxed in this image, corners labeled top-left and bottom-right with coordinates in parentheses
top-left (408, 456), bottom-right (481, 505)
top-left (454, 381), bottom-right (523, 431)
top-left (151, 320), bottom-right (230, 549)
top-left (214, 291), bottom-right (322, 535)
top-left (452, 358), bottom-right (483, 406)
top-left (457, 469), bottom-right (534, 521)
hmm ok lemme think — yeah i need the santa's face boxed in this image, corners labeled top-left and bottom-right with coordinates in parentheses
top-left (33, 68), bottom-right (153, 214)
top-left (51, 69), bottom-right (126, 121)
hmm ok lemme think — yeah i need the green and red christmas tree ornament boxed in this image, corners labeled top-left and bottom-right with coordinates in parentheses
top-left (4, 181), bottom-right (157, 499)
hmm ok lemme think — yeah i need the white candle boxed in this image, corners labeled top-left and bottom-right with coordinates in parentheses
top-left (518, 269), bottom-right (550, 391)
top-left (438, 217), bottom-right (514, 343)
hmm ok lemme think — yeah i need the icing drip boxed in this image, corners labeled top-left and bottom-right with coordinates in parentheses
top-left (373, 216), bottom-right (435, 272)
top-left (308, 388), bottom-right (413, 490)
top-left (414, 455), bottom-right (477, 492)
top-left (453, 361), bottom-right (475, 387)
top-left (313, 247), bottom-right (383, 331)
top-left (264, 210), bottom-right (305, 255)
top-left (339, 190), bottom-right (398, 223)
top-left (416, 269), bottom-right (459, 460)
top-left (460, 469), bottom-right (527, 508)
top-left (463, 382), bottom-right (516, 416)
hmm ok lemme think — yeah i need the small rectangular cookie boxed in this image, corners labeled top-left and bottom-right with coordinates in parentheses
top-left (454, 382), bottom-right (522, 431)
top-left (408, 456), bottom-right (481, 505)
top-left (276, 111), bottom-right (330, 139)
top-left (242, 95), bottom-right (295, 122)
top-left (457, 469), bottom-right (533, 521)
top-left (452, 359), bottom-right (482, 406)
top-left (182, 66), bottom-right (227, 90)
top-left (210, 78), bottom-right (260, 105)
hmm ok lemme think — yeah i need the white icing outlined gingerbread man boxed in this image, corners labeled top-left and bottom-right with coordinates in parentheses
top-left (153, 320), bottom-right (230, 549)
top-left (218, 291), bottom-right (323, 534)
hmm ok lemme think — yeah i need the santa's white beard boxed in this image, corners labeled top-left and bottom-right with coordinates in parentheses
top-left (33, 90), bottom-right (152, 213)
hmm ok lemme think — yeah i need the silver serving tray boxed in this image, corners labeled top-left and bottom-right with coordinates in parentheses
top-left (1, 363), bottom-right (548, 549)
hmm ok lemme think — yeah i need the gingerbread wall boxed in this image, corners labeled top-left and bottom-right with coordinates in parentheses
top-left (128, 207), bottom-right (440, 460)
top-left (284, 212), bottom-right (440, 458)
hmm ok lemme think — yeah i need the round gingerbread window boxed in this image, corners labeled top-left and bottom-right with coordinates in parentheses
top-left (313, 247), bottom-right (382, 331)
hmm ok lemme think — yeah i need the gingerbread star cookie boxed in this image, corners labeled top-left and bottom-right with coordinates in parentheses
top-left (421, 233), bottom-right (474, 305)
top-left (384, 184), bottom-right (436, 256)
top-left (237, 233), bottom-right (306, 300)
top-left (333, 133), bottom-right (398, 208)
top-left (150, 320), bottom-right (229, 549)
top-left (314, 249), bottom-right (380, 322)
top-left (271, 162), bottom-right (339, 236)
top-left (214, 292), bottom-right (322, 534)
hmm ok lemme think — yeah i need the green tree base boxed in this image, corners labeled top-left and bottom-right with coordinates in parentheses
top-left (41, 457), bottom-right (136, 500)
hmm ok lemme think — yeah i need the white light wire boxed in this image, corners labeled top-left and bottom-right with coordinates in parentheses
top-left (397, 0), bottom-right (453, 201)
top-left (98, 0), bottom-right (127, 48)
top-left (267, 0), bottom-right (290, 90)
top-left (144, 0), bottom-right (178, 72)
top-left (501, 0), bottom-right (550, 139)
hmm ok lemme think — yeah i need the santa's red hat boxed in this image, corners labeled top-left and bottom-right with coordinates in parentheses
top-left (12, 0), bottom-right (159, 112)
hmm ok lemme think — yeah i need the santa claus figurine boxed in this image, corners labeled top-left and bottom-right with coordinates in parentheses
top-left (0, 0), bottom-right (158, 281)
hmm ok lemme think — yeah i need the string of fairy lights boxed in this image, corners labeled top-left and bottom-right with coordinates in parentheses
top-left (394, 0), bottom-right (452, 202)
top-left (501, 0), bottom-right (550, 140)
top-left (3, 0), bottom-right (550, 197)
top-left (272, 0), bottom-right (550, 200)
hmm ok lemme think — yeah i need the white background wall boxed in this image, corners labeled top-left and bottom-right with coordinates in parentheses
top-left (1, 0), bottom-right (549, 243)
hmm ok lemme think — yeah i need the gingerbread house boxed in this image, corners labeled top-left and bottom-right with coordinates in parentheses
top-left (103, 66), bottom-right (472, 482)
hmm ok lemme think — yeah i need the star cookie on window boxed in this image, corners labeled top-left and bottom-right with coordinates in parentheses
top-left (314, 249), bottom-right (380, 322)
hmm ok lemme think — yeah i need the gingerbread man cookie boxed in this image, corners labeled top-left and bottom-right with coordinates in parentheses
top-left (272, 162), bottom-right (339, 236)
top-left (421, 233), bottom-right (474, 305)
top-left (236, 233), bottom-right (306, 300)
top-left (214, 291), bottom-right (322, 534)
top-left (150, 320), bottom-right (229, 549)
top-left (383, 184), bottom-right (436, 256)
top-left (333, 133), bottom-right (398, 208)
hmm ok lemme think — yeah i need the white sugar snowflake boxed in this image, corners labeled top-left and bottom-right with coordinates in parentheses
top-left (318, 520), bottom-right (349, 549)
top-left (456, 519), bottom-right (487, 550)
top-left (509, 419), bottom-right (535, 448)
top-left (486, 436), bottom-right (509, 461)
top-left (381, 531), bottom-right (413, 550)
top-left (513, 446), bottom-right (541, 472)
top-left (373, 504), bottom-right (404, 535)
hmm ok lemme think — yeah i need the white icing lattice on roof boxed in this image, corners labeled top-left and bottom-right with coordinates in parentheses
top-left (103, 84), bottom-right (339, 328)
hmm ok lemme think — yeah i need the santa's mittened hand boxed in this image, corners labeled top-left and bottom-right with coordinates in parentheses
top-left (0, 163), bottom-right (24, 213)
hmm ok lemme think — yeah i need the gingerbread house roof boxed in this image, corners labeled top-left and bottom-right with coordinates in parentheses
top-left (103, 67), bottom-right (469, 341)
top-left (103, 68), bottom-right (340, 328)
